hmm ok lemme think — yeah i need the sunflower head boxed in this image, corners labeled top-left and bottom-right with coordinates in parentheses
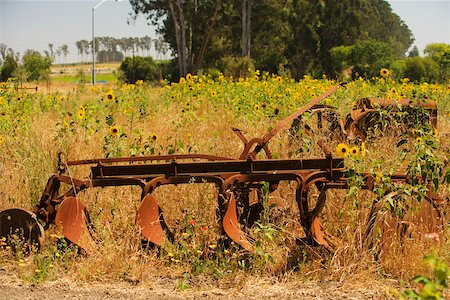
top-left (77, 108), bottom-right (86, 120)
top-left (253, 104), bottom-right (260, 111)
top-left (109, 125), bottom-right (119, 136)
top-left (336, 143), bottom-right (349, 157)
top-left (380, 68), bottom-right (390, 77)
top-left (349, 146), bottom-right (359, 157)
top-left (415, 137), bottom-right (422, 144)
top-left (151, 133), bottom-right (158, 142)
top-left (211, 90), bottom-right (217, 97)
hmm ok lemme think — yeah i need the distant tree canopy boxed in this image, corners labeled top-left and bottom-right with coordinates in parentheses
top-left (22, 50), bottom-right (52, 82)
top-left (129, 0), bottom-right (413, 79)
top-left (74, 36), bottom-right (169, 64)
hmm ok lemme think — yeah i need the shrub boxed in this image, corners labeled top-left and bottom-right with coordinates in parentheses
top-left (0, 54), bottom-right (18, 82)
top-left (119, 56), bottom-right (160, 84)
top-left (22, 50), bottom-right (52, 82)
top-left (216, 56), bottom-right (255, 79)
top-left (403, 57), bottom-right (440, 83)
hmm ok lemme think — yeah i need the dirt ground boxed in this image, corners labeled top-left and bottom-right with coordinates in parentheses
top-left (0, 272), bottom-right (395, 300)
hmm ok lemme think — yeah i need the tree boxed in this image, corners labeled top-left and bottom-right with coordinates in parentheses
top-left (408, 46), bottom-right (420, 57)
top-left (0, 54), bottom-right (18, 81)
top-left (129, 0), bottom-right (222, 77)
top-left (403, 56), bottom-right (440, 83)
top-left (48, 43), bottom-right (55, 61)
top-left (286, 0), bottom-right (413, 78)
top-left (22, 50), bottom-right (52, 81)
top-left (119, 56), bottom-right (159, 83)
top-left (241, 0), bottom-right (252, 57)
top-left (424, 43), bottom-right (450, 81)
top-left (61, 44), bottom-right (69, 67)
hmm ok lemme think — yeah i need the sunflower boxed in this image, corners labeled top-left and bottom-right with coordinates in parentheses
top-left (375, 172), bottom-right (383, 183)
top-left (275, 76), bottom-right (282, 83)
top-left (109, 125), bottom-right (119, 136)
top-left (415, 137), bottom-right (422, 144)
top-left (274, 107), bottom-right (280, 115)
top-left (253, 104), bottom-right (260, 111)
top-left (336, 143), bottom-right (349, 157)
top-left (151, 133), bottom-right (158, 142)
top-left (0, 136), bottom-right (4, 145)
top-left (186, 73), bottom-right (192, 81)
top-left (380, 68), bottom-right (390, 77)
top-left (349, 146), bottom-right (359, 157)
top-left (105, 91), bottom-right (115, 101)
top-left (77, 108), bottom-right (86, 120)
top-left (360, 142), bottom-right (366, 157)
top-left (211, 90), bottom-right (217, 97)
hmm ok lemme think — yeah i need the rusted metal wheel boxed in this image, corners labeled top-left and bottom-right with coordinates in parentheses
top-left (364, 191), bottom-right (444, 260)
top-left (0, 208), bottom-right (44, 253)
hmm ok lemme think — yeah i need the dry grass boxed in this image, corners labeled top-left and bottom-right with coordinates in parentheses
top-left (0, 77), bottom-right (448, 297)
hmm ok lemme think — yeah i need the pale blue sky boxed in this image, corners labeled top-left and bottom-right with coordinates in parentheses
top-left (0, 0), bottom-right (449, 63)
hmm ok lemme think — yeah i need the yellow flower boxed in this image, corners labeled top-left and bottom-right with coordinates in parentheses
top-left (105, 91), bottom-right (115, 101)
top-left (434, 129), bottom-right (438, 138)
top-left (360, 142), bottom-right (366, 157)
top-left (0, 136), bottom-right (4, 145)
top-left (336, 143), bottom-right (349, 157)
top-left (253, 104), bottom-right (260, 111)
top-left (186, 73), bottom-right (192, 81)
top-left (380, 68), bottom-right (390, 77)
top-left (415, 137), bottom-right (422, 144)
top-left (349, 146), bottom-right (359, 157)
top-left (275, 76), bottom-right (282, 83)
top-left (375, 172), bottom-right (383, 183)
top-left (109, 125), bottom-right (119, 136)
top-left (211, 90), bottom-right (217, 97)
top-left (77, 108), bottom-right (85, 120)
top-left (151, 133), bottom-right (158, 142)
top-left (0, 96), bottom-right (4, 105)
top-left (135, 79), bottom-right (143, 85)
top-left (179, 77), bottom-right (186, 84)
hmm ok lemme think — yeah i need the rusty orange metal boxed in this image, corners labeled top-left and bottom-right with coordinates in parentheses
top-left (136, 194), bottom-right (166, 246)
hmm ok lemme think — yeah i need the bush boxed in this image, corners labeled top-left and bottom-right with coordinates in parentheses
top-left (216, 56), bottom-right (255, 79)
top-left (0, 54), bottom-right (18, 82)
top-left (22, 50), bottom-right (52, 82)
top-left (119, 56), bottom-right (160, 84)
top-left (403, 57), bottom-right (440, 83)
top-left (350, 39), bottom-right (395, 79)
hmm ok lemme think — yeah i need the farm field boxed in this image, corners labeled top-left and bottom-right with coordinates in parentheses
top-left (0, 72), bottom-right (449, 299)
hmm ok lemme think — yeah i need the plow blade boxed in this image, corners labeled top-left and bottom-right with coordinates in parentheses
top-left (54, 196), bottom-right (96, 253)
top-left (136, 194), bottom-right (166, 246)
top-left (223, 193), bottom-right (254, 252)
top-left (0, 208), bottom-right (44, 252)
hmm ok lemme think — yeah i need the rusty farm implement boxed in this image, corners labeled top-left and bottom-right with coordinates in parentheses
top-left (0, 83), bottom-right (444, 256)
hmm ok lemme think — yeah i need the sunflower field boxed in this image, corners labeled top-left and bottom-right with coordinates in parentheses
top-left (0, 72), bottom-right (449, 296)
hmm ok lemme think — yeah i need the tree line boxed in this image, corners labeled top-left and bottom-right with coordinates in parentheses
top-left (128, 0), bottom-right (449, 82)
top-left (0, 35), bottom-right (170, 82)
top-left (75, 36), bottom-right (169, 63)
